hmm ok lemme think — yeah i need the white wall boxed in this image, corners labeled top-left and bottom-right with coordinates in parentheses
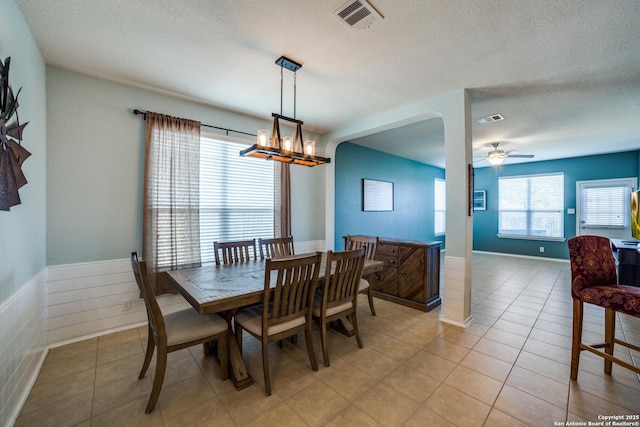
top-left (0, 2), bottom-right (48, 426)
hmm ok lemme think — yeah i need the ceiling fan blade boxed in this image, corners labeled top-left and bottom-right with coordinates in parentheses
top-left (507, 154), bottom-right (535, 158)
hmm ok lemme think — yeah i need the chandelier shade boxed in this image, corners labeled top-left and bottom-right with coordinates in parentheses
top-left (240, 56), bottom-right (330, 167)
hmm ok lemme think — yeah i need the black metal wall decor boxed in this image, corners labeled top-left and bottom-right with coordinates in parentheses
top-left (0, 57), bottom-right (31, 211)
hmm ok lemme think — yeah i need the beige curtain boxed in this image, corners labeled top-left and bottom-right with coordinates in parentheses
top-left (275, 162), bottom-right (291, 238)
top-left (143, 112), bottom-right (202, 295)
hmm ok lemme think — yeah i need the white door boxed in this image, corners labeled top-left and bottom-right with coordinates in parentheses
top-left (576, 178), bottom-right (637, 239)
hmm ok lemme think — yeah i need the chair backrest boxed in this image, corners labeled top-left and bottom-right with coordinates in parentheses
top-left (567, 235), bottom-right (618, 298)
top-left (321, 248), bottom-right (366, 311)
top-left (214, 239), bottom-right (258, 265)
top-left (130, 252), bottom-right (166, 344)
top-left (262, 252), bottom-right (322, 329)
top-left (258, 236), bottom-right (295, 260)
top-left (344, 235), bottom-right (378, 260)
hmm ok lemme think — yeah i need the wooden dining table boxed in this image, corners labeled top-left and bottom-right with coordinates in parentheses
top-left (167, 253), bottom-right (383, 390)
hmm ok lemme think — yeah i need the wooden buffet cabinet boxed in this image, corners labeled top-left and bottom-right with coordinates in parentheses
top-left (367, 238), bottom-right (441, 312)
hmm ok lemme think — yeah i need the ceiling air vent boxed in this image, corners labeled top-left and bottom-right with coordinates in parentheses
top-left (333, 0), bottom-right (383, 33)
top-left (475, 113), bottom-right (505, 124)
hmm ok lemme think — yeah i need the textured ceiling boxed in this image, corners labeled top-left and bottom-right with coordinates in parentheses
top-left (16, 0), bottom-right (640, 168)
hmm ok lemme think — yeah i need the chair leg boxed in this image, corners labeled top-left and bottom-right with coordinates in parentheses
top-left (367, 288), bottom-right (376, 316)
top-left (571, 299), bottom-right (584, 381)
top-left (304, 322), bottom-right (318, 371)
top-left (321, 319), bottom-right (330, 367)
top-left (352, 312), bottom-right (363, 349)
top-left (139, 329), bottom-right (155, 379)
top-left (262, 339), bottom-right (271, 396)
top-left (604, 308), bottom-right (615, 375)
top-left (146, 349), bottom-right (167, 414)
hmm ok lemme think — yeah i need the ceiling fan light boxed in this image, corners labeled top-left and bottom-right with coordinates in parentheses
top-left (487, 156), bottom-right (504, 165)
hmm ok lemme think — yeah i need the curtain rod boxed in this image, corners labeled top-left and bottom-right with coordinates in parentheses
top-left (131, 109), bottom-right (256, 137)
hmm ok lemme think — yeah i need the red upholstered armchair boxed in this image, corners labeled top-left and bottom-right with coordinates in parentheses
top-left (567, 235), bottom-right (640, 380)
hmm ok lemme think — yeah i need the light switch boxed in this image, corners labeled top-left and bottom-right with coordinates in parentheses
top-left (567, 208), bottom-right (575, 214)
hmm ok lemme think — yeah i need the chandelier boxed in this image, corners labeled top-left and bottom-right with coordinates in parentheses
top-left (240, 56), bottom-right (330, 167)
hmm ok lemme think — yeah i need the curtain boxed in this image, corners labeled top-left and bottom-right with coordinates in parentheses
top-left (143, 112), bottom-right (201, 295)
top-left (275, 162), bottom-right (291, 238)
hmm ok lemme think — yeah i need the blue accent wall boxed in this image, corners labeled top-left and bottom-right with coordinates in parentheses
top-left (334, 142), bottom-right (445, 250)
top-left (473, 150), bottom-right (639, 259)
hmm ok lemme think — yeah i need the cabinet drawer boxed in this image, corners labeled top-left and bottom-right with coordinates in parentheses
top-left (376, 242), bottom-right (399, 266)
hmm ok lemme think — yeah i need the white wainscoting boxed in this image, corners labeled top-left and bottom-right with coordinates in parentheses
top-left (0, 269), bottom-right (47, 427)
top-left (46, 259), bottom-right (189, 347)
top-left (46, 240), bottom-right (326, 347)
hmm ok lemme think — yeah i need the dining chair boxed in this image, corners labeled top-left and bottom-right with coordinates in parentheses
top-left (234, 252), bottom-right (321, 396)
top-left (213, 238), bottom-right (258, 265)
top-left (567, 236), bottom-right (640, 380)
top-left (258, 236), bottom-right (295, 260)
top-left (130, 252), bottom-right (229, 413)
top-left (313, 248), bottom-right (366, 367)
top-left (344, 235), bottom-right (378, 315)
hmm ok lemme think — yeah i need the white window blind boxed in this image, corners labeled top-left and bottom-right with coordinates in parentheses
top-left (498, 173), bottom-right (564, 239)
top-left (583, 185), bottom-right (626, 228)
top-left (434, 178), bottom-right (446, 235)
top-left (200, 135), bottom-right (274, 262)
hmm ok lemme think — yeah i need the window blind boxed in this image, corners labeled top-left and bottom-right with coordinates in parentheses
top-left (583, 185), bottom-right (626, 228)
top-left (434, 178), bottom-right (446, 235)
top-left (498, 173), bottom-right (564, 238)
top-left (199, 135), bottom-right (274, 262)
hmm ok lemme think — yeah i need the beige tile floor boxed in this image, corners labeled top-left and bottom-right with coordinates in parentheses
top-left (15, 253), bottom-right (640, 426)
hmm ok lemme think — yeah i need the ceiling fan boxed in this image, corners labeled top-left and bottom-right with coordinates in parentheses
top-left (482, 142), bottom-right (534, 165)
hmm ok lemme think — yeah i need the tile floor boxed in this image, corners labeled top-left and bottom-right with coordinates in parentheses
top-left (15, 253), bottom-right (640, 426)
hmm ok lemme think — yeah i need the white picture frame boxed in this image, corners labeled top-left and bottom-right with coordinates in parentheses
top-left (363, 179), bottom-right (394, 211)
top-left (473, 190), bottom-right (486, 211)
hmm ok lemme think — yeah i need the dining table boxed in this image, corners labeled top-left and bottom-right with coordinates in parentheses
top-left (167, 253), bottom-right (384, 390)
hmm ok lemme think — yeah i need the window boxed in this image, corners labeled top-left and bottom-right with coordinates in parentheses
top-left (498, 173), bottom-right (564, 239)
top-left (434, 178), bottom-right (446, 235)
top-left (582, 185), bottom-right (627, 228)
top-left (200, 134), bottom-right (274, 262)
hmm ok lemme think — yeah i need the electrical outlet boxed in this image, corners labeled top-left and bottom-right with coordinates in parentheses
top-left (122, 297), bottom-right (131, 311)
top-left (539, 247), bottom-right (545, 253)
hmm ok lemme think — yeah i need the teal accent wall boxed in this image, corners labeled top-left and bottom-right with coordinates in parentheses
top-left (334, 142), bottom-right (445, 250)
top-left (0, 1), bottom-right (47, 304)
top-left (473, 151), bottom-right (640, 259)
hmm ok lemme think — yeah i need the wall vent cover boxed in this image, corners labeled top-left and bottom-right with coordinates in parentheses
top-left (333, 0), bottom-right (383, 33)
top-left (475, 113), bottom-right (505, 124)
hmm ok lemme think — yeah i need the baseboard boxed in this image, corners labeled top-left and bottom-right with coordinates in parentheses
top-left (472, 250), bottom-right (568, 263)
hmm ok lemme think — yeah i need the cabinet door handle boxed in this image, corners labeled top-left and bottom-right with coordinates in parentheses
top-left (389, 259), bottom-right (395, 264)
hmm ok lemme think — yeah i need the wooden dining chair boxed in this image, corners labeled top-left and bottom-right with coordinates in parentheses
top-left (567, 236), bottom-right (640, 380)
top-left (234, 252), bottom-right (322, 396)
top-left (344, 235), bottom-right (378, 315)
top-left (313, 248), bottom-right (366, 367)
top-left (130, 252), bottom-right (228, 413)
top-left (213, 238), bottom-right (258, 265)
top-left (258, 236), bottom-right (295, 260)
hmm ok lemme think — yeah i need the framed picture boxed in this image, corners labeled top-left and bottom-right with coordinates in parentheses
top-left (473, 190), bottom-right (486, 211)
top-left (362, 179), bottom-right (394, 211)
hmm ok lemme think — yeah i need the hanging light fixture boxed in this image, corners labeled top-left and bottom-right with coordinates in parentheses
top-left (240, 56), bottom-right (330, 167)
